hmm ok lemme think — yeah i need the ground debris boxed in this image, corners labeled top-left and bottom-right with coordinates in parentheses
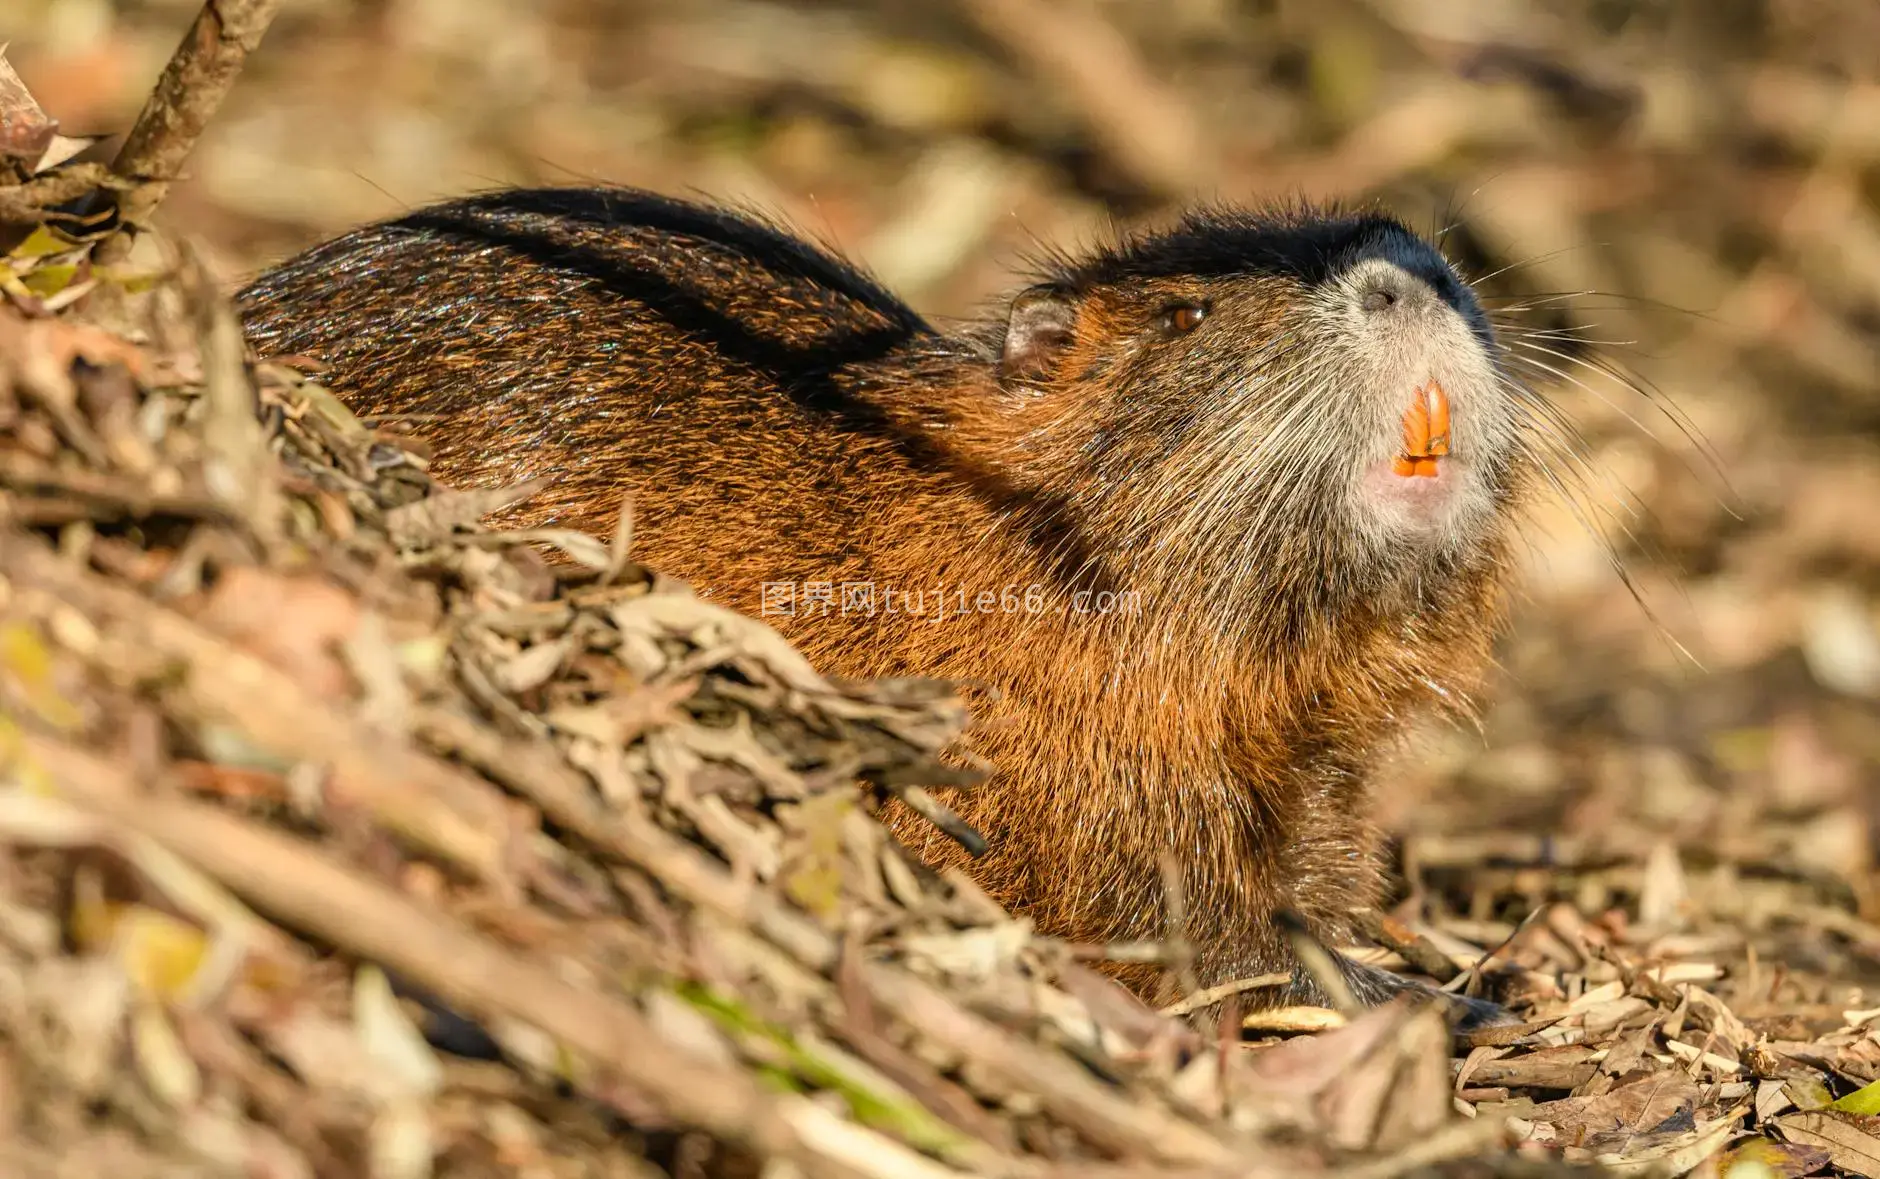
top-left (3, 232), bottom-right (1869, 1179)
top-left (0, 161), bottom-right (1512, 1177)
top-left (4, 12), bottom-right (1880, 1176)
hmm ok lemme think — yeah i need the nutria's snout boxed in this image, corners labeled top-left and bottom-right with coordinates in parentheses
top-left (1315, 252), bottom-right (1521, 545)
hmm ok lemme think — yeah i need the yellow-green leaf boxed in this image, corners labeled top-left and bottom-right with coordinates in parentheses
top-left (72, 888), bottom-right (216, 1004)
top-left (676, 981), bottom-right (975, 1161)
top-left (1832, 1077), bottom-right (1880, 1116)
top-left (0, 622), bottom-right (85, 732)
top-left (116, 906), bottom-right (213, 1000)
top-left (1788, 1075), bottom-right (1837, 1111)
top-left (780, 789), bottom-right (850, 920)
top-left (21, 262), bottom-right (78, 298)
top-left (10, 223), bottom-right (79, 259)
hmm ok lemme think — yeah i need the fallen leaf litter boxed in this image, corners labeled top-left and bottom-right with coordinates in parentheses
top-left (4, 32), bottom-right (1880, 1179)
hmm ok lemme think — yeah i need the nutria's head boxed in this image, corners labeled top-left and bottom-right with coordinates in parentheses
top-left (980, 205), bottom-right (1535, 645)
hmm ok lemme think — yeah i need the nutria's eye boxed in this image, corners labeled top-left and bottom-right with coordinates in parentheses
top-left (1166, 303), bottom-right (1208, 335)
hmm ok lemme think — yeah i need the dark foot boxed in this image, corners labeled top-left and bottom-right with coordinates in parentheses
top-left (1315, 953), bottom-right (1517, 1031)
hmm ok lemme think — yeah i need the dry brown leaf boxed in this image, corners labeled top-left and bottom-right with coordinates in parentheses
top-left (31, 132), bottom-right (96, 173)
top-left (1638, 839), bottom-right (1690, 931)
top-left (368, 1100), bottom-right (437, 1179)
top-left (1364, 1006), bottom-right (1453, 1151)
top-left (0, 50), bottom-right (56, 168)
top-left (615, 593), bottom-right (829, 694)
top-left (1242, 1006), bottom-right (1349, 1034)
top-left (778, 787), bottom-right (852, 919)
top-left (174, 1106), bottom-right (315, 1179)
top-left (383, 478), bottom-right (549, 547)
top-left (1055, 962), bottom-right (1198, 1055)
top-left (268, 1008), bottom-right (419, 1106)
top-left (665, 716), bottom-right (803, 799)
top-left (15, 959), bottom-right (129, 1099)
top-left (1832, 1039), bottom-right (1880, 1085)
top-left (898, 922), bottom-right (1031, 982)
top-left (0, 308), bottom-right (148, 397)
top-left (1526, 1073), bottom-right (1704, 1147)
top-left (541, 677), bottom-right (691, 752)
top-left (353, 964), bottom-right (442, 1101)
top-left (492, 635), bottom-right (574, 695)
top-left (475, 526), bottom-right (613, 570)
top-left (1776, 1111), bottom-right (1880, 1178)
top-left (1591, 1110), bottom-right (1743, 1174)
top-left (1466, 1044), bottom-right (1602, 1090)
top-left (130, 1000), bottom-right (202, 1109)
top-left (1458, 1017), bottom-right (1562, 1049)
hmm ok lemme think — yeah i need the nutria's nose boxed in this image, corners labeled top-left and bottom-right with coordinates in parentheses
top-left (1356, 265), bottom-right (1438, 316)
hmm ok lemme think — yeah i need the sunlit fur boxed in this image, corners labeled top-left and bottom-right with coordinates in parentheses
top-left (238, 187), bottom-right (1559, 1009)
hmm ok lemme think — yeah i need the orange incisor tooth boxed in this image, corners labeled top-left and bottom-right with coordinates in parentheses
top-left (1396, 382), bottom-right (1449, 477)
top-left (1401, 390), bottom-right (1431, 456)
top-left (1425, 381), bottom-right (1450, 456)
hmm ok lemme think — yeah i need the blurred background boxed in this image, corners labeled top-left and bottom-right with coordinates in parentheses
top-left (10, 0), bottom-right (1880, 997)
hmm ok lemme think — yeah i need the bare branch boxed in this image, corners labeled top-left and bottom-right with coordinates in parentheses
top-left (95, 0), bottom-right (285, 263)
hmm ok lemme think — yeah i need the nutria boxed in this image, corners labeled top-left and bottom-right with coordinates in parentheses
top-left (237, 186), bottom-right (1537, 1025)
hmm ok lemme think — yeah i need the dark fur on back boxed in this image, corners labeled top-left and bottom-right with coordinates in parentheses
top-left (239, 185), bottom-right (1527, 1020)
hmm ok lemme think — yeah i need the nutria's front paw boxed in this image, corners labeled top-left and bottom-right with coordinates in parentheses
top-left (1442, 990), bottom-right (1518, 1032)
top-left (1334, 954), bottom-right (1516, 1030)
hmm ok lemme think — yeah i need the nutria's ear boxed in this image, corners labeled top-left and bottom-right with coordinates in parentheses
top-left (1000, 284), bottom-right (1078, 384)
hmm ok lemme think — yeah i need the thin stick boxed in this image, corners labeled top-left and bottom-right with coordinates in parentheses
top-left (889, 783), bottom-right (988, 858)
top-left (858, 964), bottom-right (1234, 1167)
top-left (1064, 939), bottom-right (1173, 964)
top-left (1353, 908), bottom-right (1461, 984)
top-left (1454, 905), bottom-right (1543, 1000)
top-left (1159, 854), bottom-right (1200, 999)
top-left (1276, 909), bottom-right (1360, 1017)
top-left (95, 0), bottom-right (285, 263)
top-left (1159, 973), bottom-right (1290, 1020)
top-left (0, 451), bottom-right (233, 520)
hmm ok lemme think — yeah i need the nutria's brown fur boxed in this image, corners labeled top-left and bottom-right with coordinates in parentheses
top-left (237, 187), bottom-right (1538, 1021)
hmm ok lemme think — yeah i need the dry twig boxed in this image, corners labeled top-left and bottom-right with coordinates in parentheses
top-left (96, 0), bottom-right (286, 262)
